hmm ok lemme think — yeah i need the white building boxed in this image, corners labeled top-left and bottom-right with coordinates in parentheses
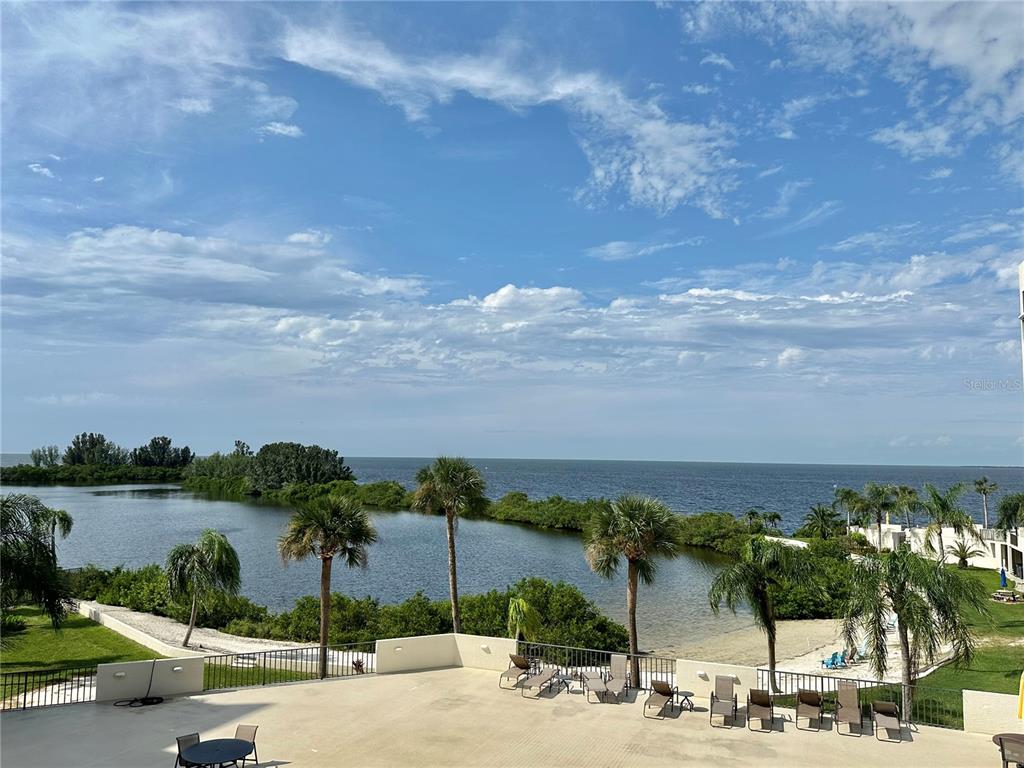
top-left (851, 522), bottom-right (1023, 577)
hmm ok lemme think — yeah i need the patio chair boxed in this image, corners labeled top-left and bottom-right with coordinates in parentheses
top-left (234, 724), bottom-right (259, 767)
top-left (174, 733), bottom-right (199, 768)
top-left (795, 689), bottom-right (823, 731)
top-left (603, 654), bottom-right (628, 703)
top-left (997, 734), bottom-right (1024, 768)
top-left (871, 701), bottom-right (902, 742)
top-left (746, 688), bottom-right (774, 732)
top-left (498, 654), bottom-right (534, 690)
top-left (581, 670), bottom-right (608, 703)
top-left (834, 681), bottom-right (864, 736)
top-left (709, 675), bottom-right (738, 728)
top-left (643, 679), bottom-right (678, 719)
top-left (520, 665), bottom-right (559, 698)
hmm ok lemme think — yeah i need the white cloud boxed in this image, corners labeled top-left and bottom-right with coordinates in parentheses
top-left (258, 122), bottom-right (303, 138)
top-left (777, 346), bottom-right (806, 367)
top-left (994, 143), bottom-right (1024, 185)
top-left (281, 24), bottom-right (737, 217)
top-left (27, 163), bottom-right (56, 179)
top-left (287, 230), bottom-right (332, 246)
top-left (700, 52), bottom-right (735, 71)
top-left (585, 237), bottom-right (705, 262)
top-left (173, 97), bottom-right (213, 114)
top-left (827, 223), bottom-right (922, 253)
top-left (25, 392), bottom-right (114, 407)
top-left (757, 179), bottom-right (811, 219)
top-left (761, 200), bottom-right (843, 237)
top-left (93, 176), bottom-right (105, 183)
top-left (681, 84), bottom-right (715, 95)
top-left (757, 165), bottom-right (784, 179)
top-left (924, 167), bottom-right (953, 180)
top-left (871, 121), bottom-right (958, 160)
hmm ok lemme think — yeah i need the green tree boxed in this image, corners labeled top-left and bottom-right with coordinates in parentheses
top-left (851, 483), bottom-right (896, 550)
top-left (278, 496), bottom-right (377, 677)
top-left (130, 436), bottom-right (193, 468)
top-left (762, 510), bottom-right (783, 534)
top-left (921, 483), bottom-right (979, 562)
top-left (506, 596), bottom-right (541, 641)
top-left (893, 485), bottom-right (921, 529)
top-left (946, 538), bottom-right (985, 569)
top-left (248, 442), bottom-right (353, 492)
top-left (30, 446), bottom-right (60, 468)
top-left (36, 506), bottom-right (73, 563)
top-left (166, 529), bottom-right (241, 648)
top-left (802, 504), bottom-right (841, 539)
top-left (996, 492), bottom-right (1024, 532)
top-left (974, 477), bottom-right (998, 529)
top-left (585, 494), bottom-right (684, 684)
top-left (743, 507), bottom-right (764, 533)
top-left (842, 546), bottom-right (987, 714)
top-left (833, 486), bottom-right (860, 533)
top-left (62, 432), bottom-right (128, 465)
top-left (411, 457), bottom-right (486, 633)
top-left (709, 536), bottom-right (815, 691)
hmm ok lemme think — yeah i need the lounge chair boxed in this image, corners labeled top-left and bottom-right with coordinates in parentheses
top-left (581, 670), bottom-right (608, 703)
top-left (871, 701), bottom-right (901, 742)
top-left (834, 681), bottom-right (864, 736)
top-left (234, 724), bottom-right (259, 767)
top-left (709, 675), bottom-right (738, 728)
top-left (520, 665), bottom-right (559, 698)
top-left (603, 653), bottom-right (629, 703)
top-left (746, 688), bottom-right (774, 732)
top-left (795, 689), bottom-right (823, 731)
top-left (643, 679), bottom-right (678, 719)
top-left (996, 734), bottom-right (1024, 768)
top-left (498, 654), bottom-right (533, 689)
top-left (174, 733), bottom-right (199, 768)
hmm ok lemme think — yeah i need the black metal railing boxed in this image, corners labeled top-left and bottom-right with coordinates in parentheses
top-left (203, 643), bottom-right (375, 692)
top-left (516, 641), bottom-right (675, 691)
top-left (0, 666), bottom-right (98, 711)
top-left (756, 668), bottom-right (964, 730)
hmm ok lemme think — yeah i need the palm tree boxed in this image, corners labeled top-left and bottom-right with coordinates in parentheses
top-left (762, 511), bottom-right (783, 534)
top-left (411, 457), bottom-right (486, 633)
top-left (851, 483), bottom-right (895, 551)
top-left (709, 536), bottom-right (814, 691)
top-left (833, 486), bottom-right (860, 533)
top-left (946, 538), bottom-right (985, 569)
top-left (996, 492), bottom-right (1024, 532)
top-left (506, 596), bottom-right (541, 641)
top-left (920, 483), bottom-right (980, 562)
top-left (802, 504), bottom-right (840, 539)
top-left (974, 477), bottom-right (998, 529)
top-left (166, 529), bottom-right (241, 648)
top-left (36, 506), bottom-right (73, 563)
top-left (743, 507), bottom-right (763, 533)
top-left (585, 495), bottom-right (684, 684)
top-left (893, 485), bottom-right (920, 530)
top-left (842, 545), bottom-right (987, 715)
top-left (278, 496), bottom-right (377, 678)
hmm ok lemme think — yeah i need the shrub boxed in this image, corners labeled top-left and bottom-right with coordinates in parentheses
top-left (247, 442), bottom-right (354, 492)
top-left (676, 512), bottom-right (751, 556)
top-left (486, 493), bottom-right (610, 531)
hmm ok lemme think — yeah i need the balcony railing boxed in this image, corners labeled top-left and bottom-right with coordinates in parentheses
top-left (203, 642), bottom-right (375, 692)
top-left (516, 640), bottom-right (675, 691)
top-left (0, 666), bottom-right (97, 711)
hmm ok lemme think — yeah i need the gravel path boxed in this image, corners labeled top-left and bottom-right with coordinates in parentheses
top-left (80, 601), bottom-right (306, 655)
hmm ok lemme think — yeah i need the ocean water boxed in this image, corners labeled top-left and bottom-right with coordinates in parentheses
top-left (2, 457), bottom-right (1020, 653)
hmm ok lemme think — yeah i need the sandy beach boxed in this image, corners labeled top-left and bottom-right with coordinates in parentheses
top-left (677, 618), bottom-right (843, 666)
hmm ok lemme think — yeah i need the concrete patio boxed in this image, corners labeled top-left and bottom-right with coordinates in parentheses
top-left (1, 667), bottom-right (997, 767)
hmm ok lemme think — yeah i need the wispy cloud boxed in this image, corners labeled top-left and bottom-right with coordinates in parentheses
top-left (27, 163), bottom-right (56, 179)
top-left (761, 201), bottom-right (843, 238)
top-left (258, 122), bottom-right (303, 138)
top-left (700, 52), bottom-right (735, 71)
top-left (756, 179), bottom-right (811, 219)
top-left (585, 237), bottom-right (706, 262)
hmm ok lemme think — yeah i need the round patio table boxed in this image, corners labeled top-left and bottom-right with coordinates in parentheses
top-left (181, 738), bottom-right (253, 767)
top-left (993, 733), bottom-right (1024, 768)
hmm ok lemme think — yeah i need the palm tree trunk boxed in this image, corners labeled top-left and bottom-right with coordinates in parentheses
top-left (319, 556), bottom-right (333, 679)
top-left (50, 521), bottom-right (57, 564)
top-left (897, 620), bottom-right (913, 721)
top-left (764, 596), bottom-right (781, 693)
top-left (936, 528), bottom-right (945, 562)
top-left (183, 593), bottom-right (198, 648)
top-left (626, 559), bottom-right (640, 686)
top-left (446, 512), bottom-right (461, 633)
top-left (877, 514), bottom-right (884, 552)
top-left (982, 494), bottom-right (989, 529)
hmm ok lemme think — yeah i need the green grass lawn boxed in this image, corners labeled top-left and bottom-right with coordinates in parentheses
top-left (0, 606), bottom-right (163, 674)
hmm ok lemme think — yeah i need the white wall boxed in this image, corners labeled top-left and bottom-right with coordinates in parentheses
top-left (78, 602), bottom-right (204, 658)
top-left (374, 634), bottom-right (459, 674)
top-left (94, 657), bottom-right (204, 702)
top-left (674, 659), bottom-right (758, 701)
top-left (454, 634), bottom-right (517, 671)
top-left (963, 690), bottom-right (1022, 735)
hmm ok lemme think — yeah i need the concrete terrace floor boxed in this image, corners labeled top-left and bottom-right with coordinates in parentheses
top-left (1, 668), bottom-right (994, 768)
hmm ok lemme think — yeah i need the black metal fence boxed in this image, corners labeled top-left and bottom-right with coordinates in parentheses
top-left (203, 643), bottom-right (375, 692)
top-left (516, 641), bottom-right (675, 691)
top-left (756, 668), bottom-right (964, 730)
top-left (0, 666), bottom-right (98, 711)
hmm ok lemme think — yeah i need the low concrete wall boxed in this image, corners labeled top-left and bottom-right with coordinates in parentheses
top-left (675, 659), bottom-right (759, 701)
top-left (375, 634), bottom-right (459, 674)
top-left (962, 689), bottom-right (1022, 735)
top-left (94, 657), bottom-right (204, 702)
top-left (455, 634), bottom-right (517, 671)
top-left (77, 603), bottom-right (204, 658)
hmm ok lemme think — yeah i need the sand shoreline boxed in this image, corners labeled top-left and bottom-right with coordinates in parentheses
top-left (675, 618), bottom-right (842, 667)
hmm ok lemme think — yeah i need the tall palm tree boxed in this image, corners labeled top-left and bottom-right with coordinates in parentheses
top-left (762, 511), bottom-right (783, 534)
top-left (36, 506), bottom-right (73, 562)
top-left (166, 529), bottom-right (241, 648)
top-left (946, 538), bottom-right (985, 569)
top-left (743, 507), bottom-right (763, 533)
top-left (974, 477), bottom-right (998, 529)
top-left (585, 495), bottom-right (684, 684)
top-left (833, 487), bottom-right (860, 533)
top-left (411, 457), bottom-right (486, 633)
top-left (278, 496), bottom-right (377, 678)
top-left (709, 536), bottom-right (815, 691)
top-left (851, 483), bottom-right (896, 551)
top-left (803, 504), bottom-right (840, 539)
top-left (996, 492), bottom-right (1024, 532)
top-left (842, 545), bottom-right (987, 714)
top-left (506, 596), bottom-right (541, 641)
top-left (893, 485), bottom-right (920, 530)
top-left (920, 483), bottom-right (979, 562)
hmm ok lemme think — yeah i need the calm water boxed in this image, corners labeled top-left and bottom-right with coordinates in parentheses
top-left (2, 458), bottom-right (1020, 653)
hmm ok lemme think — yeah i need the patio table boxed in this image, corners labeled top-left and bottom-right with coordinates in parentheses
top-left (181, 738), bottom-right (253, 767)
top-left (677, 690), bottom-right (695, 711)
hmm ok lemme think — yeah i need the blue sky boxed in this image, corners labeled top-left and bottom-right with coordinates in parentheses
top-left (2, 2), bottom-right (1022, 466)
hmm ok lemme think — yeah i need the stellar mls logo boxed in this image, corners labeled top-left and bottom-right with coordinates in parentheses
top-left (963, 378), bottom-right (1023, 391)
